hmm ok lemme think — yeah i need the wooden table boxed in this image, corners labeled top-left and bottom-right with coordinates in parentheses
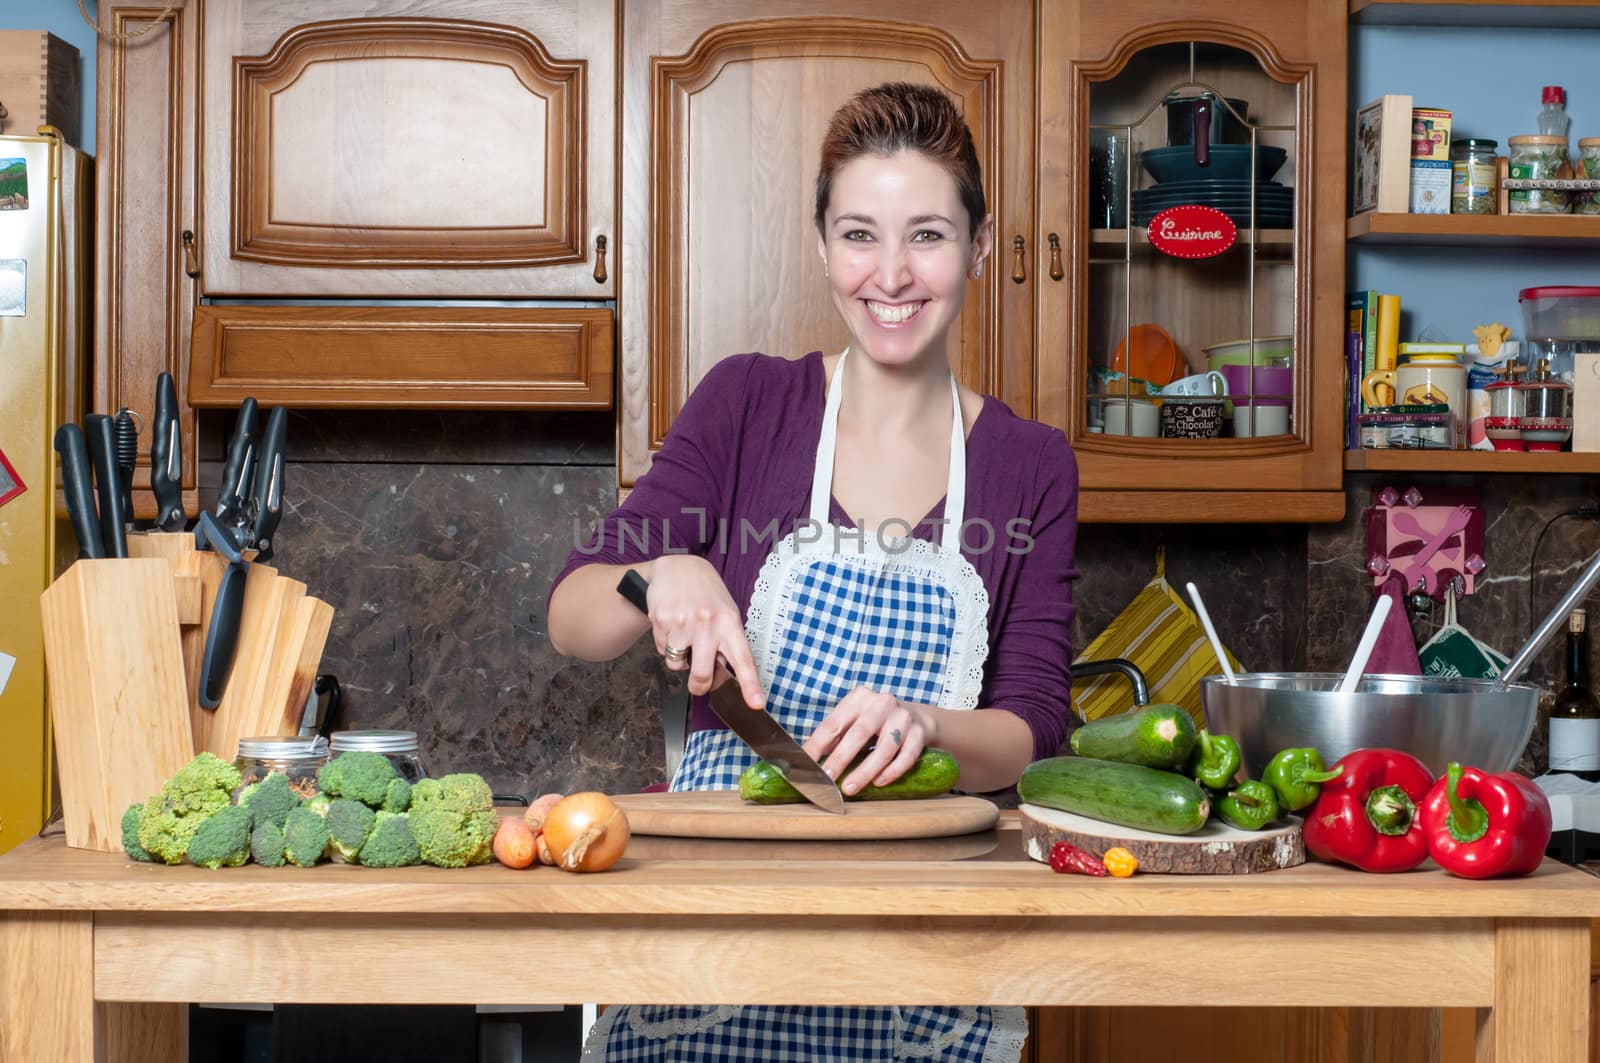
top-left (3, 819), bottom-right (1599, 1063)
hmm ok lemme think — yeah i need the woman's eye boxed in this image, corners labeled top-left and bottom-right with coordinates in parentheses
top-left (912, 230), bottom-right (945, 243)
top-left (843, 230), bottom-right (873, 242)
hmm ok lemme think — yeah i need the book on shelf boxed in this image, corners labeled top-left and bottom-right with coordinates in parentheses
top-left (1410, 107), bottom-right (1453, 214)
top-left (1353, 93), bottom-right (1412, 215)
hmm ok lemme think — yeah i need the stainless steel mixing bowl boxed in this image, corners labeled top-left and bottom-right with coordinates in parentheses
top-left (1200, 673), bottom-right (1540, 777)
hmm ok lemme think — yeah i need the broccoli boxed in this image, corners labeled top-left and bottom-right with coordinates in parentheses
top-left (304, 792), bottom-right (333, 818)
top-left (325, 798), bottom-right (376, 863)
top-left (138, 753), bottom-right (243, 865)
top-left (121, 803), bottom-right (154, 862)
top-left (237, 771), bottom-right (299, 829)
top-left (317, 751), bottom-right (397, 808)
top-left (251, 820), bottom-right (287, 867)
top-left (359, 811), bottom-right (421, 868)
top-left (409, 773), bottom-right (497, 868)
top-left (283, 805), bottom-right (331, 867)
top-left (382, 776), bottom-right (412, 813)
top-left (186, 805), bottom-right (253, 869)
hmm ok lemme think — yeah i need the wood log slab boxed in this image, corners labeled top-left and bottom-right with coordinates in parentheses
top-left (1019, 803), bottom-right (1304, 875)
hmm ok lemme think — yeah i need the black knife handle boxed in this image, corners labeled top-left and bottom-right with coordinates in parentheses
top-left (216, 397), bottom-right (259, 521)
top-left (112, 408), bottom-right (139, 523)
top-left (196, 511), bottom-right (245, 564)
top-left (53, 424), bottom-right (105, 559)
top-left (249, 406), bottom-right (287, 561)
top-left (150, 372), bottom-right (186, 532)
top-left (617, 569), bottom-right (650, 615)
top-left (84, 414), bottom-right (128, 559)
top-left (199, 563), bottom-right (247, 709)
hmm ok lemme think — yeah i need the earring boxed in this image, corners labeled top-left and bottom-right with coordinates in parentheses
top-left (973, 264), bottom-right (983, 278)
top-left (823, 265), bottom-right (830, 278)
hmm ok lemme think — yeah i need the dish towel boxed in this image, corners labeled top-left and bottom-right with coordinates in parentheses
top-left (1362, 573), bottom-right (1422, 677)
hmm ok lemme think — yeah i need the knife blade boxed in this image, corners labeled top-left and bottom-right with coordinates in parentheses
top-left (150, 371), bottom-right (186, 532)
top-left (53, 423), bottom-right (104, 559)
top-left (616, 569), bottom-right (845, 814)
top-left (84, 413), bottom-right (129, 558)
top-left (248, 406), bottom-right (287, 562)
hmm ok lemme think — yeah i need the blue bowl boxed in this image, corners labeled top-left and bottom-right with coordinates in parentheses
top-left (1140, 144), bottom-right (1289, 184)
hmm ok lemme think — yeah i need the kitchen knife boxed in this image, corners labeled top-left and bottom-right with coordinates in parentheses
top-left (215, 397), bottom-right (259, 532)
top-left (249, 406), bottom-right (287, 562)
top-left (84, 413), bottom-right (129, 558)
top-left (150, 371), bottom-right (187, 532)
top-left (112, 408), bottom-right (139, 524)
top-left (53, 423), bottom-right (105, 559)
top-left (196, 511), bottom-right (249, 710)
top-left (616, 569), bottom-right (845, 814)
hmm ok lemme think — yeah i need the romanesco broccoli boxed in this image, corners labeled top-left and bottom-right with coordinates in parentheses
top-left (186, 804), bottom-right (253, 869)
top-left (325, 798), bottom-right (376, 863)
top-left (137, 753), bottom-right (242, 865)
top-left (317, 751), bottom-right (396, 807)
top-left (358, 811), bottom-right (421, 868)
top-left (283, 805), bottom-right (330, 867)
top-left (408, 773), bottom-right (496, 868)
top-left (237, 771), bottom-right (299, 829)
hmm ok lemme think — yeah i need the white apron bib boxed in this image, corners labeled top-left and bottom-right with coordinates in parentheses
top-left (584, 350), bottom-right (1023, 1062)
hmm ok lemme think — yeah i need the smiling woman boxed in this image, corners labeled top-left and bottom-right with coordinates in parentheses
top-left (548, 83), bottom-right (1081, 1063)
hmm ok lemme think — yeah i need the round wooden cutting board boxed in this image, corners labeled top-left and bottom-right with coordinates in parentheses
top-left (612, 791), bottom-right (998, 840)
top-left (1018, 803), bottom-right (1304, 874)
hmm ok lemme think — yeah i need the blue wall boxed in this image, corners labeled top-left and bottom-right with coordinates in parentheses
top-left (1, 0), bottom-right (97, 154)
top-left (1350, 24), bottom-right (1600, 343)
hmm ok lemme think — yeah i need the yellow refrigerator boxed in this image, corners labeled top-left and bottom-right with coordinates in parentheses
top-left (0, 129), bottom-right (91, 856)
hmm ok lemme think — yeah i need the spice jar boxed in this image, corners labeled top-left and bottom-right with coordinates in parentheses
top-left (1451, 138), bottom-right (1498, 214)
top-left (1507, 135), bottom-right (1571, 214)
top-left (1484, 358), bottom-right (1528, 451)
top-left (329, 729), bottom-right (428, 783)
top-left (234, 735), bottom-right (330, 801)
top-left (1577, 138), bottom-right (1600, 215)
top-left (1519, 358), bottom-right (1573, 451)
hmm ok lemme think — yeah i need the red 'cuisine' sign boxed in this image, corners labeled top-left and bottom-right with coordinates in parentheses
top-left (1147, 205), bottom-right (1238, 259)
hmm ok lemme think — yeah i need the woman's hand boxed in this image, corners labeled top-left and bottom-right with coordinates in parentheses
top-left (803, 688), bottom-right (935, 796)
top-left (644, 554), bottom-right (765, 708)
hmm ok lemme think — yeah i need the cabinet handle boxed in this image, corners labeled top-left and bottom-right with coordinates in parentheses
top-left (1010, 235), bottom-right (1026, 284)
top-left (181, 229), bottom-right (200, 279)
top-left (1048, 233), bottom-right (1064, 281)
top-left (593, 234), bottom-right (608, 284)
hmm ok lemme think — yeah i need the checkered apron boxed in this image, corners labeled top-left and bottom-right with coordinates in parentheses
top-left (583, 352), bottom-right (1025, 1062)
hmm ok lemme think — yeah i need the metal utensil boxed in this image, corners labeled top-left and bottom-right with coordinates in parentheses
top-left (1495, 545), bottom-right (1600, 689)
top-left (1184, 581), bottom-right (1235, 683)
top-left (615, 569), bottom-right (845, 814)
top-left (1338, 594), bottom-right (1393, 693)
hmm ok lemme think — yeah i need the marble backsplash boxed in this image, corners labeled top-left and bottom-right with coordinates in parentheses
top-left (250, 409), bottom-right (1599, 797)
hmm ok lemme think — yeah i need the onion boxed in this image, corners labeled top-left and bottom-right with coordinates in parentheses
top-left (542, 792), bottom-right (630, 872)
top-left (523, 792), bottom-right (566, 832)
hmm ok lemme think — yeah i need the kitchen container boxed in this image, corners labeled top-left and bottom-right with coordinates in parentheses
top-left (1485, 360), bottom-right (1528, 450)
top-left (1138, 144), bottom-right (1288, 184)
top-left (1361, 344), bottom-right (1467, 448)
top-left (1450, 138), bottom-right (1498, 215)
top-left (1111, 323), bottom-right (1185, 385)
top-left (1520, 357), bottom-right (1573, 451)
top-left (1577, 138), bottom-right (1600, 214)
top-left (1163, 93), bottom-right (1250, 168)
top-left (1102, 396), bottom-right (1159, 437)
top-left (1200, 673), bottom-right (1539, 778)
top-left (1507, 135), bottom-right (1571, 214)
top-left (1219, 363), bottom-right (1292, 404)
top-left (1202, 335), bottom-right (1292, 371)
top-left (1160, 397), bottom-right (1226, 438)
top-left (234, 735), bottom-right (330, 800)
top-left (1519, 285), bottom-right (1600, 341)
top-left (329, 729), bottom-right (428, 782)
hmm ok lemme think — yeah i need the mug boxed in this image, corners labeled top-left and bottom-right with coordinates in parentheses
top-left (1362, 349), bottom-right (1466, 447)
top-left (1160, 398), bottom-right (1225, 439)
top-left (1233, 405), bottom-right (1290, 437)
top-left (1161, 370), bottom-right (1227, 398)
top-left (1102, 397), bottom-right (1158, 437)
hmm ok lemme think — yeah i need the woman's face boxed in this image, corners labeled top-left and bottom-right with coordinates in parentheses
top-left (818, 150), bottom-right (992, 370)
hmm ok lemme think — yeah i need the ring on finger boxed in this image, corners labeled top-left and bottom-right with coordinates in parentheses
top-left (663, 643), bottom-right (689, 663)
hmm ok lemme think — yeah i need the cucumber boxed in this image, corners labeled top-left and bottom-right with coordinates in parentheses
top-left (1069, 704), bottom-right (1197, 770)
top-left (1019, 756), bottom-right (1211, 836)
top-left (738, 747), bottom-right (960, 804)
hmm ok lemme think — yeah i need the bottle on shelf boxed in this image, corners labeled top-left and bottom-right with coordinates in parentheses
top-left (1548, 607), bottom-right (1600, 782)
top-left (1538, 85), bottom-right (1570, 141)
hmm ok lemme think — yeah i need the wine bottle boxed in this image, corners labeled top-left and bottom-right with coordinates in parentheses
top-left (1549, 608), bottom-right (1600, 781)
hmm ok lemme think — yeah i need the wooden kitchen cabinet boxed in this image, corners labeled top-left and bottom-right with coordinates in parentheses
top-left (1035, 0), bottom-right (1348, 522)
top-left (617, 0), bottom-right (1034, 488)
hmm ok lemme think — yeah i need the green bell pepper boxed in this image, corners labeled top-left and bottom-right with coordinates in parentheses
top-left (1217, 778), bottom-right (1280, 831)
top-left (1263, 747), bottom-right (1344, 812)
top-left (1185, 730), bottom-right (1242, 790)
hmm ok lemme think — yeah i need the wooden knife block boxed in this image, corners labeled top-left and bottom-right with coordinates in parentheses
top-left (40, 533), bottom-right (334, 852)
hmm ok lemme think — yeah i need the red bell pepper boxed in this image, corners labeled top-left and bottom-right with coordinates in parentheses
top-left (1419, 762), bottom-right (1553, 879)
top-left (1303, 748), bottom-right (1435, 873)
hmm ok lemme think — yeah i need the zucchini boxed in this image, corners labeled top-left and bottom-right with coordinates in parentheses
top-left (1069, 703), bottom-right (1197, 770)
top-left (738, 747), bottom-right (960, 804)
top-left (1019, 756), bottom-right (1211, 836)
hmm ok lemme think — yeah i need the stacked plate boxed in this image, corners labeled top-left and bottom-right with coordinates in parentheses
top-left (1132, 179), bottom-right (1294, 229)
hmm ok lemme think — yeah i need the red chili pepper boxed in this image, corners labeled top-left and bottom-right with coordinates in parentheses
top-left (1048, 841), bottom-right (1108, 876)
top-left (1302, 748), bottom-right (1435, 873)
top-left (1419, 762), bottom-right (1553, 879)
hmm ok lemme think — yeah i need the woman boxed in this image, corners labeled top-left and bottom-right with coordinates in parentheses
top-left (549, 82), bottom-right (1078, 1062)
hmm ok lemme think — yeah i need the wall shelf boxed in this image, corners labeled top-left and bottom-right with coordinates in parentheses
top-left (1350, 0), bottom-right (1600, 27)
top-left (1347, 212), bottom-right (1600, 247)
top-left (1344, 449), bottom-right (1600, 473)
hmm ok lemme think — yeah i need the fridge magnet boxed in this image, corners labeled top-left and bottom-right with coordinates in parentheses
top-left (0, 444), bottom-right (24, 508)
top-left (0, 259), bottom-right (24, 317)
top-left (0, 156), bottom-right (27, 210)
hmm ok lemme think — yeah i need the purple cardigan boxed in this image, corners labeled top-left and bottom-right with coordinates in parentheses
top-left (551, 351), bottom-right (1081, 761)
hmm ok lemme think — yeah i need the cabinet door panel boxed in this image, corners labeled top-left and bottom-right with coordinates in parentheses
top-left (202, 0), bottom-right (614, 297)
top-left (620, 1), bottom-right (1033, 488)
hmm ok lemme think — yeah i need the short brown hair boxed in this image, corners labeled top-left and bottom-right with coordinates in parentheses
top-left (814, 82), bottom-right (986, 240)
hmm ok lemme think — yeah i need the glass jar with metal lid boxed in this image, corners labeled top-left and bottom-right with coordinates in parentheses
top-left (329, 730), bottom-right (428, 783)
top-left (1507, 135), bottom-right (1571, 214)
top-left (233, 735), bottom-right (330, 801)
top-left (1450, 138), bottom-right (1498, 215)
top-left (1576, 138), bottom-right (1600, 215)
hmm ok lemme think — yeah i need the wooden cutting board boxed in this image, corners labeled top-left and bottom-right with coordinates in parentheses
top-left (626, 831), bottom-right (1000, 862)
top-left (612, 791), bottom-right (998, 840)
top-left (1019, 803), bottom-right (1304, 875)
